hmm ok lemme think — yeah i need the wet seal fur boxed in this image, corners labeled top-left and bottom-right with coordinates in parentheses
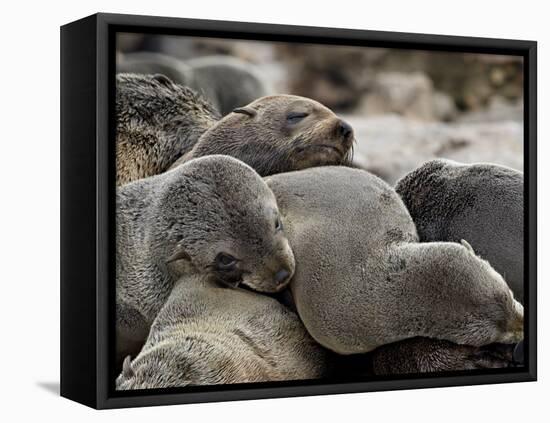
top-left (116, 155), bottom-right (295, 363)
top-left (116, 73), bottom-right (219, 185)
top-left (171, 94), bottom-right (355, 176)
top-left (266, 166), bottom-right (523, 355)
top-left (395, 159), bottom-right (524, 303)
top-left (116, 274), bottom-right (328, 390)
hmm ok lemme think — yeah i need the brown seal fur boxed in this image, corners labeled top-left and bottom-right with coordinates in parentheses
top-left (170, 94), bottom-right (355, 176)
top-left (116, 73), bottom-right (219, 185)
top-left (395, 159), bottom-right (524, 303)
top-left (116, 274), bottom-right (328, 390)
top-left (266, 166), bottom-right (523, 355)
top-left (116, 155), bottom-right (295, 366)
top-left (369, 338), bottom-right (518, 375)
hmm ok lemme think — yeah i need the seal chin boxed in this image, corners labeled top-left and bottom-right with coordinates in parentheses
top-left (298, 143), bottom-right (344, 157)
top-left (240, 279), bottom-right (289, 294)
top-left (294, 143), bottom-right (346, 168)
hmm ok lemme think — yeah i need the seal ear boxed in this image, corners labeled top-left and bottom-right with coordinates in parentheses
top-left (232, 106), bottom-right (257, 118)
top-left (152, 73), bottom-right (174, 87)
top-left (166, 246), bottom-right (192, 264)
top-left (460, 239), bottom-right (475, 255)
top-left (122, 355), bottom-right (135, 379)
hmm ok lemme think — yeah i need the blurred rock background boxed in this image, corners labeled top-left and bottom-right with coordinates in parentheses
top-left (117, 33), bottom-right (523, 184)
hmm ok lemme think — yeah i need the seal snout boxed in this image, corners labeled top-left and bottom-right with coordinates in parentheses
top-left (337, 119), bottom-right (354, 141)
top-left (274, 268), bottom-right (292, 287)
top-left (268, 243), bottom-right (295, 291)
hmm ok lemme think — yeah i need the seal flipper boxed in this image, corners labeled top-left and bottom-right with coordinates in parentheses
top-left (122, 355), bottom-right (135, 379)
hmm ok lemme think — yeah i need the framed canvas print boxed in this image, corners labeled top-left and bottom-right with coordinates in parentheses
top-left (60, 13), bottom-right (537, 409)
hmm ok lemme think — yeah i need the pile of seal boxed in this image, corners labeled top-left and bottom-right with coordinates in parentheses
top-left (114, 74), bottom-right (524, 390)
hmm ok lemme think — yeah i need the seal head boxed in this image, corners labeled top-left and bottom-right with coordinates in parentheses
top-left (178, 94), bottom-right (355, 176)
top-left (156, 155), bottom-right (295, 293)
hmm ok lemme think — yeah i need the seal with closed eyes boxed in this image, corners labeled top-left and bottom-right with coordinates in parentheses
top-left (395, 159), bottom-right (524, 303)
top-left (117, 76), bottom-right (354, 184)
top-left (170, 94), bottom-right (355, 176)
top-left (266, 166), bottom-right (524, 355)
top-left (116, 155), bottom-right (295, 365)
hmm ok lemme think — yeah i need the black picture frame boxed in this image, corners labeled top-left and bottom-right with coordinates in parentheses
top-left (60, 12), bottom-right (537, 409)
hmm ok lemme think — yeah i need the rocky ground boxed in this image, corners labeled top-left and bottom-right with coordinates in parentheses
top-left (348, 113), bottom-right (523, 185)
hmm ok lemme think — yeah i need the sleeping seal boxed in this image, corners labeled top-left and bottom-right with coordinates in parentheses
top-left (266, 166), bottom-right (523, 354)
top-left (170, 94), bottom-right (355, 176)
top-left (116, 155), bottom-right (295, 364)
top-left (395, 159), bottom-right (524, 303)
top-left (116, 274), bottom-right (328, 390)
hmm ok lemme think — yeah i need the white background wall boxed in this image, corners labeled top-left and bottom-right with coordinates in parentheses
top-left (1, 0), bottom-right (547, 421)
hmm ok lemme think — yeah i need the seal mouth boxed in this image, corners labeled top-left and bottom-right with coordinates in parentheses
top-left (236, 281), bottom-right (258, 294)
top-left (215, 277), bottom-right (257, 294)
top-left (210, 271), bottom-right (245, 290)
top-left (297, 144), bottom-right (344, 157)
top-left (212, 275), bottom-right (269, 294)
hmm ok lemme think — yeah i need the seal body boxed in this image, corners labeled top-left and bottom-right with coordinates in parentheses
top-left (266, 167), bottom-right (523, 354)
top-left (172, 94), bottom-right (355, 176)
top-left (395, 159), bottom-right (524, 303)
top-left (117, 53), bottom-right (269, 115)
top-left (116, 73), bottom-right (219, 185)
top-left (184, 55), bottom-right (269, 115)
top-left (369, 338), bottom-right (517, 375)
top-left (116, 275), bottom-right (328, 390)
top-left (117, 52), bottom-right (193, 86)
top-left (116, 155), bottom-right (295, 363)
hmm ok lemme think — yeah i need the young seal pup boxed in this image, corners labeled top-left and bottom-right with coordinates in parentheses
top-left (395, 159), bottom-right (524, 303)
top-left (116, 73), bottom-right (219, 185)
top-left (117, 155), bottom-right (295, 363)
top-left (170, 94), bottom-right (355, 176)
top-left (117, 76), bottom-right (354, 183)
top-left (116, 274), bottom-right (328, 390)
top-left (266, 167), bottom-right (523, 355)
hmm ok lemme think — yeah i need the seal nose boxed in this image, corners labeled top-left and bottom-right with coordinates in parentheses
top-left (337, 119), bottom-right (353, 140)
top-left (274, 268), bottom-right (291, 286)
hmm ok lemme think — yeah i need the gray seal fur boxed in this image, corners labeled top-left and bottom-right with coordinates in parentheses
top-left (266, 167), bottom-right (523, 354)
top-left (117, 52), bottom-right (269, 115)
top-left (116, 73), bottom-right (219, 185)
top-left (117, 52), bottom-right (194, 86)
top-left (116, 155), bottom-right (295, 363)
top-left (185, 55), bottom-right (270, 116)
top-left (116, 274), bottom-right (328, 390)
top-left (395, 159), bottom-right (524, 303)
